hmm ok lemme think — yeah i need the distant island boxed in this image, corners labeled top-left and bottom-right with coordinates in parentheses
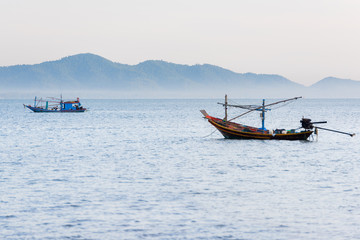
top-left (1, 53), bottom-right (359, 98)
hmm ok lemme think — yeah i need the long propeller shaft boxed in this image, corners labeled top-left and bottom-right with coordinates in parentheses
top-left (316, 126), bottom-right (355, 137)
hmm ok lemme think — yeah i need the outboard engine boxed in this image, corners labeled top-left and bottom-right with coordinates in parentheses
top-left (300, 118), bottom-right (314, 130)
top-left (301, 118), bottom-right (328, 130)
top-left (300, 118), bottom-right (354, 137)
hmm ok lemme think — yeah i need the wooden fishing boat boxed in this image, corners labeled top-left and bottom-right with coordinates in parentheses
top-left (201, 96), bottom-right (313, 141)
top-left (201, 95), bottom-right (355, 140)
top-left (24, 96), bottom-right (86, 112)
top-left (201, 112), bottom-right (313, 140)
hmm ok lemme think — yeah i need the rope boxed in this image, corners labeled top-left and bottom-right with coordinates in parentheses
top-left (202, 129), bottom-right (217, 138)
top-left (271, 101), bottom-right (289, 110)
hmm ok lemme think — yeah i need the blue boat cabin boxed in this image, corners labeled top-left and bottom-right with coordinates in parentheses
top-left (62, 99), bottom-right (82, 110)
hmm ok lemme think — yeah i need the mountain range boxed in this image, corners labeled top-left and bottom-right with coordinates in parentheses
top-left (0, 53), bottom-right (359, 98)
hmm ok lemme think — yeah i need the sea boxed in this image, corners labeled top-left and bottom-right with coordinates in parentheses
top-left (1, 98), bottom-right (360, 240)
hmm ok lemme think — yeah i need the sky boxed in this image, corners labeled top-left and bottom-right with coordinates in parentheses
top-left (1, 0), bottom-right (360, 86)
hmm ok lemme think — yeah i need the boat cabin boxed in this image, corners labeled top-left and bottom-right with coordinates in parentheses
top-left (62, 98), bottom-right (83, 111)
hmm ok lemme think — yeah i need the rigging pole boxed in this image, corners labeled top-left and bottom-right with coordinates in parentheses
top-left (228, 96), bottom-right (302, 122)
top-left (60, 94), bottom-right (63, 111)
top-left (261, 99), bottom-right (265, 130)
top-left (224, 94), bottom-right (228, 121)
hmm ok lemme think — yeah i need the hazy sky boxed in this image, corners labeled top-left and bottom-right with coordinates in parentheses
top-left (1, 0), bottom-right (360, 85)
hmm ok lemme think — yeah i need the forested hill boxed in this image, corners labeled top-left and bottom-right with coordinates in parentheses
top-left (0, 53), bottom-right (359, 98)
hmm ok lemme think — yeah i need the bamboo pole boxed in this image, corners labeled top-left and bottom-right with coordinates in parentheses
top-left (224, 94), bottom-right (228, 121)
top-left (228, 96), bottom-right (302, 122)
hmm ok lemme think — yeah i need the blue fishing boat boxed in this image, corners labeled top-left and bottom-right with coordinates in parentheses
top-left (24, 96), bottom-right (86, 112)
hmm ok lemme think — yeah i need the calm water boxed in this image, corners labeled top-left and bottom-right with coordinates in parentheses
top-left (1, 99), bottom-right (360, 239)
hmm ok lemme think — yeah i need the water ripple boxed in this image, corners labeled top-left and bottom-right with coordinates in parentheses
top-left (1, 99), bottom-right (360, 239)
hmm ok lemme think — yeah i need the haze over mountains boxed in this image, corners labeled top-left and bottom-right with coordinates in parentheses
top-left (0, 53), bottom-right (359, 98)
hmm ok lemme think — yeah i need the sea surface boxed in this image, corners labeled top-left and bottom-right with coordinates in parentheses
top-left (1, 98), bottom-right (360, 240)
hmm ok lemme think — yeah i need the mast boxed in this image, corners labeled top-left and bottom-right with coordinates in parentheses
top-left (224, 94), bottom-right (228, 121)
top-left (60, 94), bottom-right (63, 111)
top-left (261, 99), bottom-right (265, 130)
